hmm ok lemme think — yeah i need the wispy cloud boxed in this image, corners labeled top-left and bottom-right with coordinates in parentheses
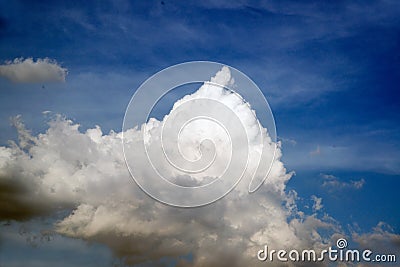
top-left (321, 173), bottom-right (365, 190)
top-left (0, 58), bottom-right (67, 83)
top-left (279, 136), bottom-right (297, 146)
top-left (311, 195), bottom-right (323, 212)
top-left (310, 145), bottom-right (321, 156)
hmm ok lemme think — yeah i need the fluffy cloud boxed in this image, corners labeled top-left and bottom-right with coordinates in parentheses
top-left (0, 67), bottom-right (393, 266)
top-left (0, 57), bottom-right (67, 83)
top-left (352, 222), bottom-right (400, 254)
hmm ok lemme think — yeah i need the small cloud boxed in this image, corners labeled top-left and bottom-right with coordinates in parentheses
top-left (310, 145), bottom-right (321, 156)
top-left (311, 195), bottom-right (323, 212)
top-left (279, 136), bottom-right (297, 146)
top-left (0, 57), bottom-right (67, 83)
top-left (320, 173), bottom-right (336, 180)
top-left (351, 179), bottom-right (365, 189)
top-left (321, 173), bottom-right (365, 190)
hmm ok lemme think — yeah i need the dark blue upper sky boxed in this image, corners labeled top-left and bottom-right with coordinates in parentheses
top-left (0, 0), bottom-right (399, 248)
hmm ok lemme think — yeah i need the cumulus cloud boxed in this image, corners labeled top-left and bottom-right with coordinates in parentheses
top-left (352, 222), bottom-right (400, 254)
top-left (321, 173), bottom-right (365, 190)
top-left (0, 57), bottom-right (67, 83)
top-left (0, 67), bottom-right (395, 266)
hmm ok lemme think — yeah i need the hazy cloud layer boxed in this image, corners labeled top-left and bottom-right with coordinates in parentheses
top-left (0, 68), bottom-right (397, 266)
top-left (0, 58), bottom-right (67, 83)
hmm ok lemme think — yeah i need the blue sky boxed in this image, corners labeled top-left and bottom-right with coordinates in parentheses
top-left (0, 1), bottom-right (399, 266)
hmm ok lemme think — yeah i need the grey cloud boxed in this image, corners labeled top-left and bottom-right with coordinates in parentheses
top-left (0, 107), bottom-right (333, 265)
top-left (0, 58), bottom-right (67, 83)
top-left (0, 68), bottom-right (395, 266)
top-left (352, 222), bottom-right (400, 254)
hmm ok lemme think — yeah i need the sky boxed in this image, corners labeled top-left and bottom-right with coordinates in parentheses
top-left (0, 1), bottom-right (399, 266)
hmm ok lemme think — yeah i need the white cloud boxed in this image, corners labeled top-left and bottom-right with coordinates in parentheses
top-left (311, 195), bottom-right (323, 212)
top-left (321, 173), bottom-right (365, 190)
top-left (0, 67), bottom-right (394, 266)
top-left (0, 57), bottom-right (67, 83)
